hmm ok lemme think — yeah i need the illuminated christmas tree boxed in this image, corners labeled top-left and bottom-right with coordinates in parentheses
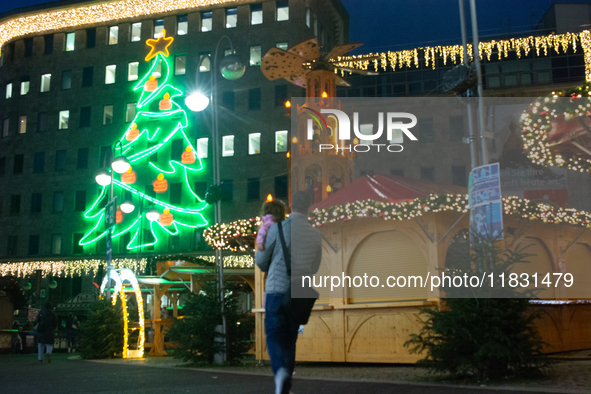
top-left (81, 30), bottom-right (209, 251)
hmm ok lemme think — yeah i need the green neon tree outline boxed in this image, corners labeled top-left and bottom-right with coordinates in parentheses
top-left (80, 32), bottom-right (209, 250)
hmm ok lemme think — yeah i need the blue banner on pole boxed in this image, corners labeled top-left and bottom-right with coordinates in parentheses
top-left (469, 162), bottom-right (504, 242)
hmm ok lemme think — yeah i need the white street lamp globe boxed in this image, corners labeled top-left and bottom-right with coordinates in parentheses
top-left (146, 209), bottom-right (160, 222)
top-left (111, 156), bottom-right (130, 174)
top-left (120, 200), bottom-right (135, 213)
top-left (95, 169), bottom-right (112, 186)
top-left (185, 92), bottom-right (210, 112)
top-left (220, 54), bottom-right (245, 80)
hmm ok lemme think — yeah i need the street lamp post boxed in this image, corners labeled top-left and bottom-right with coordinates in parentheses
top-left (95, 140), bottom-right (130, 300)
top-left (186, 35), bottom-right (245, 362)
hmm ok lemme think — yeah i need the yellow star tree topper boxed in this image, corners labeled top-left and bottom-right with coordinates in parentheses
top-left (145, 29), bottom-right (174, 61)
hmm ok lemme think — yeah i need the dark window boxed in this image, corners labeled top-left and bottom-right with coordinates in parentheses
top-left (0, 197), bottom-right (2, 216)
top-left (452, 165), bottom-right (467, 187)
top-left (44, 34), bottom-right (54, 55)
top-left (37, 113), bottom-right (47, 133)
top-left (248, 88), bottom-right (261, 110)
top-left (82, 67), bottom-right (93, 87)
top-left (171, 139), bottom-right (184, 160)
top-left (144, 184), bottom-right (156, 199)
top-left (119, 232), bottom-right (131, 253)
top-left (86, 28), bottom-right (96, 48)
top-left (72, 233), bottom-right (84, 254)
top-left (75, 190), bottom-right (86, 211)
top-left (247, 178), bottom-right (260, 201)
top-left (80, 106), bottom-right (91, 128)
top-left (33, 152), bottom-right (45, 173)
top-left (62, 70), bottom-right (72, 90)
top-left (0, 157), bottom-right (5, 176)
top-left (99, 145), bottom-right (111, 167)
top-left (28, 235), bottom-right (39, 255)
top-left (55, 150), bottom-right (66, 171)
top-left (275, 85), bottom-right (288, 107)
top-left (221, 179), bottom-right (233, 201)
top-left (53, 192), bottom-right (64, 212)
top-left (77, 148), bottom-right (89, 169)
top-left (275, 175), bottom-right (288, 199)
top-left (31, 193), bottom-right (42, 213)
top-left (194, 181), bottom-right (207, 200)
top-left (420, 167), bottom-right (435, 182)
top-left (13, 154), bottom-right (24, 174)
top-left (449, 115), bottom-right (465, 142)
top-left (10, 195), bottom-right (21, 214)
top-left (7, 236), bottom-right (17, 257)
top-left (390, 168), bottom-right (404, 177)
top-left (222, 91), bottom-right (235, 111)
top-left (24, 38), bottom-right (33, 57)
top-left (143, 230), bottom-right (154, 251)
top-left (169, 235), bottom-right (180, 251)
top-left (419, 118), bottom-right (434, 142)
top-left (170, 183), bottom-right (182, 205)
top-left (148, 142), bottom-right (158, 162)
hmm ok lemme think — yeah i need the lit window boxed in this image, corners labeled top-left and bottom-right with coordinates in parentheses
top-left (2, 119), bottom-right (8, 137)
top-left (249, 133), bottom-right (261, 155)
top-left (153, 59), bottom-right (162, 78)
top-left (201, 12), bottom-right (212, 32)
top-left (65, 32), bottom-right (75, 51)
top-left (154, 19), bottom-right (164, 38)
top-left (275, 130), bottom-right (288, 152)
top-left (18, 116), bottom-right (26, 134)
top-left (306, 8), bottom-right (311, 28)
top-left (251, 4), bottom-right (263, 25)
top-left (226, 8), bottom-right (237, 28)
top-left (175, 56), bottom-right (186, 75)
top-left (250, 46), bottom-right (261, 66)
top-left (5, 83), bottom-right (12, 99)
top-left (128, 62), bottom-right (139, 81)
top-left (59, 110), bottom-right (69, 130)
top-left (109, 26), bottom-right (119, 45)
top-left (177, 15), bottom-right (188, 35)
top-left (197, 138), bottom-right (208, 158)
top-left (130, 22), bottom-right (142, 42)
top-left (222, 135), bottom-right (234, 157)
top-left (40, 74), bottom-right (51, 92)
top-left (359, 124), bottom-right (375, 145)
top-left (276, 1), bottom-right (289, 21)
top-left (20, 77), bottom-right (30, 95)
top-left (126, 103), bottom-right (136, 122)
top-left (103, 105), bottom-right (113, 125)
top-left (51, 234), bottom-right (62, 254)
top-left (389, 128), bottom-right (404, 144)
top-left (105, 65), bottom-right (116, 84)
top-left (276, 42), bottom-right (288, 51)
top-left (199, 54), bottom-right (210, 72)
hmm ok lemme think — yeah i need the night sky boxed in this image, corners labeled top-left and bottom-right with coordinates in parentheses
top-left (1, 0), bottom-right (590, 53)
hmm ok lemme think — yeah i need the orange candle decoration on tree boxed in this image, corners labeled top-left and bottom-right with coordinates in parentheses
top-left (153, 173), bottom-right (168, 193)
top-left (116, 208), bottom-right (123, 224)
top-left (121, 167), bottom-right (136, 185)
top-left (126, 123), bottom-right (139, 141)
top-left (145, 75), bottom-right (158, 92)
top-left (159, 92), bottom-right (172, 110)
top-left (159, 208), bottom-right (173, 226)
top-left (181, 146), bottom-right (196, 164)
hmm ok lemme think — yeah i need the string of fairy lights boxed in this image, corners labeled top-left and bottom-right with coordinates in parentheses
top-left (0, 258), bottom-right (147, 278)
top-left (203, 217), bottom-right (260, 252)
top-left (333, 31), bottom-right (591, 83)
top-left (203, 194), bottom-right (591, 248)
top-left (520, 83), bottom-right (591, 172)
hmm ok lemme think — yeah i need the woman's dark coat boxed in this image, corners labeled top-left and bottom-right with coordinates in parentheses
top-left (35, 307), bottom-right (58, 344)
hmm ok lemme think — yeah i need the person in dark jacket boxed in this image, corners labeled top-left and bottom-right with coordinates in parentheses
top-left (35, 302), bottom-right (58, 363)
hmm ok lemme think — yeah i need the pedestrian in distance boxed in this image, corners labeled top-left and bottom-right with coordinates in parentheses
top-left (66, 313), bottom-right (79, 353)
top-left (34, 302), bottom-right (58, 363)
top-left (255, 191), bottom-right (322, 394)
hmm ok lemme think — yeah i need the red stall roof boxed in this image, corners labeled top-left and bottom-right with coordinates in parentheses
top-left (310, 174), bottom-right (467, 211)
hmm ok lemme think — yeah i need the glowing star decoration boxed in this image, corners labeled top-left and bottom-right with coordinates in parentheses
top-left (181, 146), bottom-right (196, 164)
top-left (145, 29), bottom-right (174, 61)
top-left (79, 34), bottom-right (209, 253)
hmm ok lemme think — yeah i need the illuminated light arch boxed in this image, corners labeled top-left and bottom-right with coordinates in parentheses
top-left (100, 268), bottom-right (145, 358)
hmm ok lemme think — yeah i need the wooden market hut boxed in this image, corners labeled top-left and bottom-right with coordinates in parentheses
top-left (254, 174), bottom-right (591, 363)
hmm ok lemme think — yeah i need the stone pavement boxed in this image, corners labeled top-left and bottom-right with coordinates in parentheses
top-left (0, 353), bottom-right (582, 393)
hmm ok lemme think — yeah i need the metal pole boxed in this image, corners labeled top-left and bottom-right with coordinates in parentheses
top-left (105, 150), bottom-right (114, 301)
top-left (469, 0), bottom-right (489, 165)
top-left (459, 0), bottom-right (478, 170)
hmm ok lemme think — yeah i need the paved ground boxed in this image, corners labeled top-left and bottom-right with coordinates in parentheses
top-left (0, 353), bottom-right (573, 394)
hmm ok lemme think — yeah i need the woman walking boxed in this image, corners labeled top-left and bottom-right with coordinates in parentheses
top-left (35, 302), bottom-right (58, 363)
